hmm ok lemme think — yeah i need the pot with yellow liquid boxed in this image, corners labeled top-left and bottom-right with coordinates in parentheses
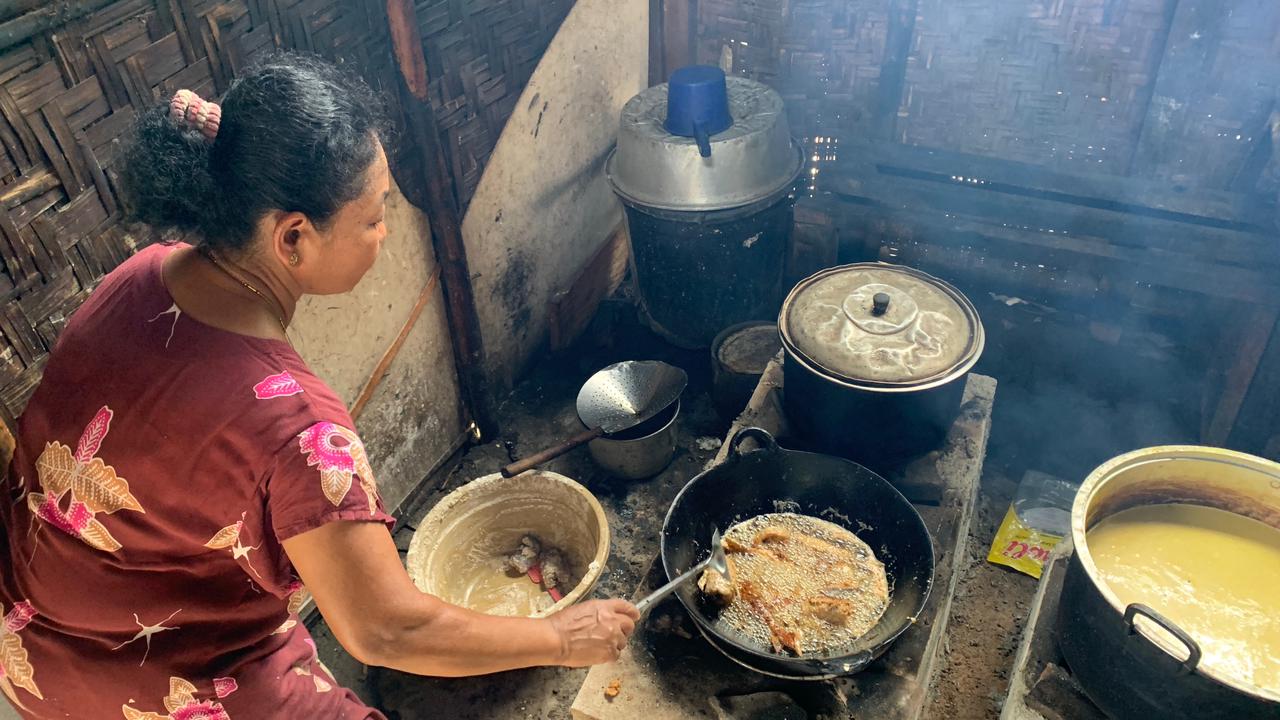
top-left (1059, 446), bottom-right (1280, 719)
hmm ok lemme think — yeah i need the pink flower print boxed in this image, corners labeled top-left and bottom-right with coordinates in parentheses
top-left (170, 700), bottom-right (230, 720)
top-left (122, 677), bottom-right (230, 720)
top-left (253, 371), bottom-right (304, 400)
top-left (298, 422), bottom-right (381, 515)
top-left (74, 406), bottom-right (112, 463)
top-left (32, 492), bottom-right (93, 534)
top-left (212, 678), bottom-right (238, 699)
top-left (2, 602), bottom-right (35, 634)
top-left (271, 581), bottom-right (310, 636)
top-left (0, 600), bottom-right (43, 711)
top-left (32, 406), bottom-right (143, 553)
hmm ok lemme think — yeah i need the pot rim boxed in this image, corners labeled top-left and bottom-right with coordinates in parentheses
top-left (778, 263), bottom-right (985, 391)
top-left (711, 320), bottom-right (780, 376)
top-left (591, 398), bottom-right (682, 444)
top-left (605, 141), bottom-right (806, 213)
top-left (1070, 445), bottom-right (1280, 702)
top-left (405, 470), bottom-right (611, 618)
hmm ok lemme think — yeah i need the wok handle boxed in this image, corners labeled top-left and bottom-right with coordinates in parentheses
top-left (728, 427), bottom-right (780, 460)
top-left (1124, 603), bottom-right (1202, 674)
top-left (634, 558), bottom-right (710, 615)
top-left (501, 427), bottom-right (605, 477)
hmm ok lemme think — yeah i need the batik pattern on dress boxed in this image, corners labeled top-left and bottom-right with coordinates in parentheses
top-left (204, 512), bottom-right (262, 578)
top-left (0, 600), bottom-right (42, 712)
top-left (297, 423), bottom-right (381, 515)
top-left (253, 372), bottom-right (303, 400)
top-left (30, 406), bottom-right (144, 552)
top-left (123, 676), bottom-right (233, 720)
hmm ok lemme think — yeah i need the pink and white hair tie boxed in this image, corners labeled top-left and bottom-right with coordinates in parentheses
top-left (169, 89), bottom-right (222, 141)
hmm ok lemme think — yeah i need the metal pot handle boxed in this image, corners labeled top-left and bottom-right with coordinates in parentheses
top-left (1123, 603), bottom-right (1202, 674)
top-left (728, 427), bottom-right (780, 460)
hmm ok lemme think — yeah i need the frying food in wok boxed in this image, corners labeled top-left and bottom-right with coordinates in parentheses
top-left (698, 512), bottom-right (890, 656)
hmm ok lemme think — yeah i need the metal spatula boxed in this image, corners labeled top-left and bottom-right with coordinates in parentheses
top-left (635, 528), bottom-right (727, 615)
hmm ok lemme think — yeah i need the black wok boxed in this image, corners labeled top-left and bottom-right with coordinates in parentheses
top-left (660, 427), bottom-right (934, 679)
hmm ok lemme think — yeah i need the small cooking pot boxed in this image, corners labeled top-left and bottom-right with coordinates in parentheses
top-left (588, 398), bottom-right (680, 479)
top-left (711, 321), bottom-right (781, 423)
top-left (660, 427), bottom-right (934, 679)
top-left (1058, 446), bottom-right (1280, 718)
top-left (778, 263), bottom-right (983, 468)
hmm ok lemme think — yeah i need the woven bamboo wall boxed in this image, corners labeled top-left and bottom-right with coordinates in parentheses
top-left (697, 0), bottom-right (1280, 192)
top-left (416, 0), bottom-right (575, 206)
top-left (698, 0), bottom-right (891, 143)
top-left (1130, 0), bottom-right (1280, 189)
top-left (0, 0), bottom-right (573, 424)
top-left (900, 0), bottom-right (1171, 175)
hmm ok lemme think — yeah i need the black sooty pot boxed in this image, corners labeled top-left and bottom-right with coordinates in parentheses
top-left (778, 263), bottom-right (984, 469)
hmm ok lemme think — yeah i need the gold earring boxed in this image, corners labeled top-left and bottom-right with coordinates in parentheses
top-left (289, 253), bottom-right (300, 266)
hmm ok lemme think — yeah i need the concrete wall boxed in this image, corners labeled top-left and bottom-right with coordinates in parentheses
top-left (461, 0), bottom-right (649, 388)
top-left (290, 178), bottom-right (464, 512)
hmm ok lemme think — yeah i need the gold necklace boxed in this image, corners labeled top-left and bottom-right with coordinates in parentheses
top-left (202, 249), bottom-right (292, 340)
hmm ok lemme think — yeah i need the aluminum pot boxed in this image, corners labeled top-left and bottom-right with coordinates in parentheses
top-left (1058, 446), bottom-right (1280, 719)
top-left (588, 399), bottom-right (680, 480)
top-left (778, 263), bottom-right (984, 468)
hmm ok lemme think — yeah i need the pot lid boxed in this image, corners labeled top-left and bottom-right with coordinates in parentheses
top-left (606, 76), bottom-right (803, 212)
top-left (780, 263), bottom-right (984, 386)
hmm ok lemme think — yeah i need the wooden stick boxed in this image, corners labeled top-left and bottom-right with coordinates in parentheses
top-left (385, 0), bottom-right (496, 440)
top-left (0, 0), bottom-right (119, 52)
top-left (350, 266), bottom-right (441, 422)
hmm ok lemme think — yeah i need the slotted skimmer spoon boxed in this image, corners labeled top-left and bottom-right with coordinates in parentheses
top-left (635, 528), bottom-right (726, 615)
top-left (501, 360), bottom-right (688, 478)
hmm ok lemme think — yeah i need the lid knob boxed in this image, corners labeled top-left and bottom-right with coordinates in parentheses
top-left (872, 292), bottom-right (891, 316)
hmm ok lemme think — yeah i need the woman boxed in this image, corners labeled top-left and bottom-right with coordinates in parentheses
top-left (0, 53), bottom-right (638, 719)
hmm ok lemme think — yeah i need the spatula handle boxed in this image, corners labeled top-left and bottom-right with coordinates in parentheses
top-left (501, 427), bottom-right (605, 477)
top-left (634, 558), bottom-right (710, 615)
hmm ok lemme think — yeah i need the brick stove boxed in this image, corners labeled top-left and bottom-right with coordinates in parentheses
top-left (571, 359), bottom-right (997, 720)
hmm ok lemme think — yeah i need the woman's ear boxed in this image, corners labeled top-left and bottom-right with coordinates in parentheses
top-left (270, 211), bottom-right (312, 269)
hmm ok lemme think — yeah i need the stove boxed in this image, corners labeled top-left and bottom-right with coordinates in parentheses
top-left (571, 359), bottom-right (996, 720)
top-left (1000, 544), bottom-right (1107, 720)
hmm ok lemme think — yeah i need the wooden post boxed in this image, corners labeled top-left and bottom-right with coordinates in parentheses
top-left (648, 0), bottom-right (664, 86)
top-left (872, 0), bottom-right (921, 141)
top-left (1203, 304), bottom-right (1279, 446)
top-left (654, 0), bottom-right (695, 81)
top-left (385, 0), bottom-right (496, 440)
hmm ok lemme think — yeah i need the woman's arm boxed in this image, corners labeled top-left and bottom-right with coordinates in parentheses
top-left (283, 521), bottom-right (637, 677)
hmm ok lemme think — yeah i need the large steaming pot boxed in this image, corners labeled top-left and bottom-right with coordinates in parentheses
top-left (1058, 446), bottom-right (1280, 719)
top-left (607, 69), bottom-right (803, 349)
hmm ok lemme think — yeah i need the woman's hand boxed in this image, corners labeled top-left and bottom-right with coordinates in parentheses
top-left (548, 599), bottom-right (641, 667)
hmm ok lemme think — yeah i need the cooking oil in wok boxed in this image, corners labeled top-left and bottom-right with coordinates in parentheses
top-left (705, 512), bottom-right (890, 656)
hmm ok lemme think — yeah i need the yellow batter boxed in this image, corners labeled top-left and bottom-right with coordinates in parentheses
top-left (1088, 503), bottom-right (1280, 690)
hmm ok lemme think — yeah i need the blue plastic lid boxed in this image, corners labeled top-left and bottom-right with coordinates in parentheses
top-left (665, 65), bottom-right (732, 157)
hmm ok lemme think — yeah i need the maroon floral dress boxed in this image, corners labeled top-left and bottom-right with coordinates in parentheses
top-left (0, 243), bottom-right (395, 719)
